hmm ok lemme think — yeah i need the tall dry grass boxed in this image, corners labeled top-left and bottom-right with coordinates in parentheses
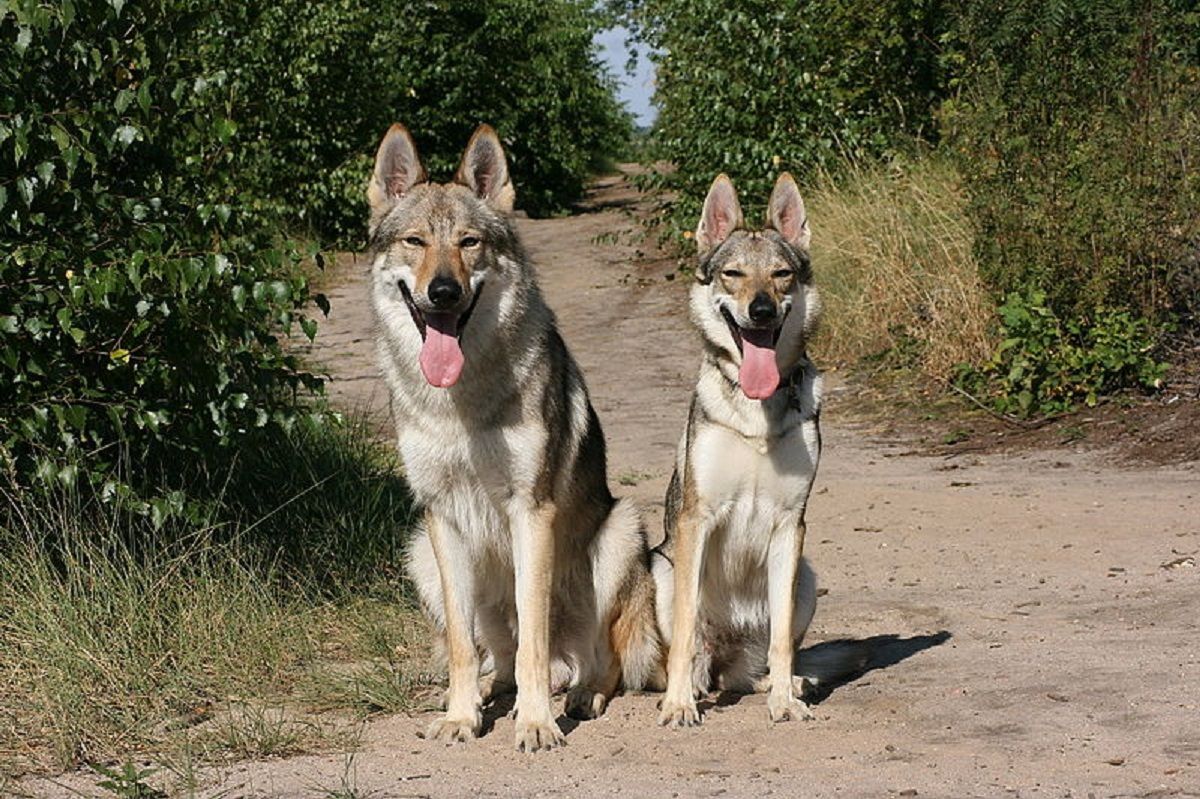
top-left (808, 155), bottom-right (995, 378)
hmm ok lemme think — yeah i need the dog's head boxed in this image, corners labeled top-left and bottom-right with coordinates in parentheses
top-left (692, 173), bottom-right (816, 400)
top-left (367, 123), bottom-right (518, 389)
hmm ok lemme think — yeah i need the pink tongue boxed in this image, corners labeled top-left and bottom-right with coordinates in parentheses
top-left (419, 312), bottom-right (464, 388)
top-left (738, 328), bottom-right (780, 400)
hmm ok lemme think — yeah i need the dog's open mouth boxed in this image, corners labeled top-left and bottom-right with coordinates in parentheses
top-left (721, 306), bottom-right (782, 400)
top-left (399, 281), bottom-right (482, 389)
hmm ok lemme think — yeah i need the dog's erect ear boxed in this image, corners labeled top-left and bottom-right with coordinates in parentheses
top-left (766, 172), bottom-right (810, 250)
top-left (456, 124), bottom-right (515, 212)
top-left (696, 174), bottom-right (743, 254)
top-left (368, 124), bottom-right (426, 229)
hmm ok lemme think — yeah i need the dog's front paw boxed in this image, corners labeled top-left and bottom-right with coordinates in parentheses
top-left (422, 711), bottom-right (482, 743)
top-left (767, 693), bottom-right (814, 723)
top-left (514, 716), bottom-right (565, 752)
top-left (565, 686), bottom-right (608, 720)
top-left (657, 697), bottom-right (701, 728)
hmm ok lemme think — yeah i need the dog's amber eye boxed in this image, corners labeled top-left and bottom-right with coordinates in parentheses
top-left (403, 236), bottom-right (425, 247)
top-left (772, 269), bottom-right (794, 279)
top-left (460, 236), bottom-right (481, 248)
top-left (721, 269), bottom-right (745, 278)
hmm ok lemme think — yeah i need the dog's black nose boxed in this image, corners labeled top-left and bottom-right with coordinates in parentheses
top-left (749, 292), bottom-right (776, 324)
top-left (428, 276), bottom-right (463, 309)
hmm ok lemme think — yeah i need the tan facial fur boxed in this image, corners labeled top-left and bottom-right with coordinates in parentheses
top-left (387, 185), bottom-right (488, 308)
top-left (712, 241), bottom-right (800, 327)
top-left (367, 123), bottom-right (517, 313)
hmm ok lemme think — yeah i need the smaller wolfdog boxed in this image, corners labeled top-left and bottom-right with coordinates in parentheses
top-left (653, 173), bottom-right (832, 727)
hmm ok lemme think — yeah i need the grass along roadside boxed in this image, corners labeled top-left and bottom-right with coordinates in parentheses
top-left (808, 154), bottom-right (996, 380)
top-left (0, 418), bottom-right (437, 784)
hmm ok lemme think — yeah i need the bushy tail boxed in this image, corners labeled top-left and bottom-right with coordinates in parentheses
top-left (592, 498), bottom-right (666, 691)
top-left (611, 565), bottom-right (667, 691)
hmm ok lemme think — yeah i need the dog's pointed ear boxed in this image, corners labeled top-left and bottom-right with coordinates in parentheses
top-left (696, 174), bottom-right (743, 254)
top-left (368, 124), bottom-right (426, 229)
top-left (766, 172), bottom-right (810, 250)
top-left (456, 124), bottom-right (515, 212)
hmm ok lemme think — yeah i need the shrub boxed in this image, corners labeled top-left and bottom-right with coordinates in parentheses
top-left (630, 0), bottom-right (954, 230)
top-left (378, 1), bottom-right (631, 223)
top-left (1, 0), bottom-right (628, 503)
top-left (943, 0), bottom-right (1200, 320)
top-left (0, 0), bottom-right (325, 506)
top-left (224, 0), bottom-right (630, 242)
top-left (954, 290), bottom-right (1169, 417)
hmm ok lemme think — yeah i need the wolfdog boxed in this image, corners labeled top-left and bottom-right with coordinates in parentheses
top-left (367, 124), bottom-right (662, 752)
top-left (652, 173), bottom-right (829, 727)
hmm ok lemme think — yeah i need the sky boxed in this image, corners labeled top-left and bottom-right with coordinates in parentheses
top-left (594, 26), bottom-right (658, 127)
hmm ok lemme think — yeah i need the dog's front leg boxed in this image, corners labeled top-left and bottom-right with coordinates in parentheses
top-left (658, 507), bottom-right (712, 728)
top-left (510, 500), bottom-right (566, 752)
top-left (424, 511), bottom-right (483, 742)
top-left (766, 517), bottom-right (814, 722)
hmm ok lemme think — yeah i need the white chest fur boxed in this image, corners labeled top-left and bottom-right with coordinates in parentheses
top-left (688, 365), bottom-right (823, 570)
top-left (396, 409), bottom-right (547, 560)
top-left (691, 414), bottom-right (819, 524)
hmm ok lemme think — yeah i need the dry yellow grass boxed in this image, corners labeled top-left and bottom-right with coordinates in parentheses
top-left (807, 155), bottom-right (995, 378)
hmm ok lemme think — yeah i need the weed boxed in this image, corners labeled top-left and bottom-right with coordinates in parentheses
top-left (941, 429), bottom-right (971, 446)
top-left (92, 761), bottom-right (167, 799)
top-left (205, 707), bottom-right (316, 760)
top-left (304, 599), bottom-right (438, 716)
top-left (313, 751), bottom-right (375, 799)
top-left (955, 290), bottom-right (1169, 417)
top-left (1060, 426), bottom-right (1087, 445)
top-left (0, 419), bottom-right (421, 775)
top-left (617, 470), bottom-right (653, 487)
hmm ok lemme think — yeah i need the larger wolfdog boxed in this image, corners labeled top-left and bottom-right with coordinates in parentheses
top-left (367, 124), bottom-right (662, 752)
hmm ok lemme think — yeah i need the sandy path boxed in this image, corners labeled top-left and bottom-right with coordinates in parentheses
top-left (33, 175), bottom-right (1200, 798)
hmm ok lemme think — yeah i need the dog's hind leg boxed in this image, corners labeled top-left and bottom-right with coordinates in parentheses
top-left (422, 511), bottom-right (484, 742)
top-left (478, 603), bottom-right (516, 703)
top-left (565, 627), bottom-right (615, 720)
top-left (765, 518), bottom-right (815, 722)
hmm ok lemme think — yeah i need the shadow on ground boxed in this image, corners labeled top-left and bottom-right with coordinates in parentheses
top-left (802, 631), bottom-right (952, 704)
top-left (702, 630), bottom-right (952, 710)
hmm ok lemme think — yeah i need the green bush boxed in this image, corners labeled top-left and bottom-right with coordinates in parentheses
top-left (0, 0), bottom-right (325, 506)
top-left (225, 0), bottom-right (630, 242)
top-left (629, 0), bottom-right (953, 229)
top-left (377, 1), bottom-right (631, 224)
top-left (943, 0), bottom-right (1200, 320)
top-left (1, 0), bottom-right (629, 504)
top-left (955, 290), bottom-right (1168, 417)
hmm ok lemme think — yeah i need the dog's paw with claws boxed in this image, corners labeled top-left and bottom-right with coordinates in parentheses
top-left (565, 686), bottom-right (608, 720)
top-left (767, 694), bottom-right (814, 723)
top-left (422, 712), bottom-right (482, 743)
top-left (514, 717), bottom-right (565, 752)
top-left (657, 698), bottom-right (702, 728)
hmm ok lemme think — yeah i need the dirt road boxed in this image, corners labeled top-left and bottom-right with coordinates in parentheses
top-left (46, 176), bottom-right (1200, 797)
